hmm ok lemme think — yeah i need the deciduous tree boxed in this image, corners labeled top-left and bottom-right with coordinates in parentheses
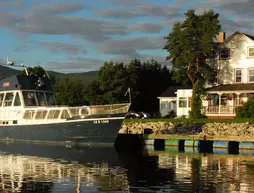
top-left (85, 58), bottom-right (173, 113)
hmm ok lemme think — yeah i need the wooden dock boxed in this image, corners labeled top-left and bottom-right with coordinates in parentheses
top-left (144, 134), bottom-right (254, 151)
top-left (145, 134), bottom-right (254, 142)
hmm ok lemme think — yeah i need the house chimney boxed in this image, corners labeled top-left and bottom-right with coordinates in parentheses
top-left (218, 32), bottom-right (226, 43)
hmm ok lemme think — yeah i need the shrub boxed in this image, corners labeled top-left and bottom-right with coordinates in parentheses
top-left (164, 110), bottom-right (176, 118)
top-left (236, 97), bottom-right (254, 118)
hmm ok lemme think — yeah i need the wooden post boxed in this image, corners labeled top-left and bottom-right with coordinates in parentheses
top-left (218, 93), bottom-right (222, 114)
top-left (235, 93), bottom-right (240, 113)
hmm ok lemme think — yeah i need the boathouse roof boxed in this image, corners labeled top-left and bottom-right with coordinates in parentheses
top-left (159, 85), bottom-right (192, 97)
top-left (0, 75), bottom-right (54, 91)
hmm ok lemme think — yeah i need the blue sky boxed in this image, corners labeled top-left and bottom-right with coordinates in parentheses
top-left (0, 0), bottom-right (253, 73)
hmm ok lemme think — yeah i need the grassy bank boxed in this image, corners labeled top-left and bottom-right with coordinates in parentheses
top-left (123, 118), bottom-right (254, 124)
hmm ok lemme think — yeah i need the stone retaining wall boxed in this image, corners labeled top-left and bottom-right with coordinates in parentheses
top-left (120, 122), bottom-right (254, 137)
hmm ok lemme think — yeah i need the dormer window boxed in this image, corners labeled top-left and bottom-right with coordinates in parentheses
top-left (248, 47), bottom-right (254, 57)
top-left (219, 48), bottom-right (230, 60)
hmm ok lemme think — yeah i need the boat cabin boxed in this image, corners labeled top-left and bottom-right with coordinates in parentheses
top-left (0, 75), bottom-right (129, 125)
top-left (0, 75), bottom-right (57, 108)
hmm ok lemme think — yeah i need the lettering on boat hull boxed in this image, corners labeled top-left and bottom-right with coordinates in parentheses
top-left (93, 120), bottom-right (109, 124)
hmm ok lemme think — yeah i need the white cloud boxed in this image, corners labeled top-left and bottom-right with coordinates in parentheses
top-left (30, 2), bottom-right (87, 14)
top-left (97, 3), bottom-right (180, 19)
top-left (130, 22), bottom-right (163, 33)
top-left (97, 36), bottom-right (166, 55)
top-left (40, 42), bottom-right (87, 55)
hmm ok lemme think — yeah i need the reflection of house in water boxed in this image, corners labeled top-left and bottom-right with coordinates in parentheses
top-left (155, 152), bottom-right (252, 193)
top-left (158, 154), bottom-right (192, 180)
top-left (0, 154), bottom-right (129, 193)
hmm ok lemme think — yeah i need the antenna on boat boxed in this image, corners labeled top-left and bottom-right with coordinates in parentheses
top-left (40, 62), bottom-right (51, 80)
top-left (7, 56), bottom-right (16, 66)
top-left (6, 57), bottom-right (29, 75)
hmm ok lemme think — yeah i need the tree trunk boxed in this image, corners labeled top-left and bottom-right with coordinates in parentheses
top-left (186, 63), bottom-right (194, 85)
top-left (191, 80), bottom-right (198, 112)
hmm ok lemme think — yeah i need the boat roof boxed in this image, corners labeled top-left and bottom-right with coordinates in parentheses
top-left (0, 75), bottom-right (54, 92)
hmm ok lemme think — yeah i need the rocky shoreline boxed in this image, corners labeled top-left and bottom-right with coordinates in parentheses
top-left (119, 122), bottom-right (254, 137)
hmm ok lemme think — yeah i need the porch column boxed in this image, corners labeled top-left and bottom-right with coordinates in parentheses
top-left (235, 93), bottom-right (240, 106)
top-left (218, 93), bottom-right (222, 115)
top-left (235, 93), bottom-right (241, 113)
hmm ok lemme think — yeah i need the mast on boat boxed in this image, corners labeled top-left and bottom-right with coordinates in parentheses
top-left (5, 57), bottom-right (29, 75)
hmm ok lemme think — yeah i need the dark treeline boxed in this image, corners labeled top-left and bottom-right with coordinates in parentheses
top-left (20, 58), bottom-right (182, 114)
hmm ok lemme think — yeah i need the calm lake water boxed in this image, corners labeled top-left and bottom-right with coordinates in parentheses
top-left (0, 143), bottom-right (253, 193)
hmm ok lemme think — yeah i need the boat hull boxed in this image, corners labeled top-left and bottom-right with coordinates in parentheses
top-left (0, 114), bottom-right (125, 145)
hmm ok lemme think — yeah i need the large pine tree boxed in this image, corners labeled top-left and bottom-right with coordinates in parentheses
top-left (164, 9), bottom-right (221, 117)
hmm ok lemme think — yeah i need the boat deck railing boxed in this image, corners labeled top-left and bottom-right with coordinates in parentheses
top-left (22, 103), bottom-right (130, 120)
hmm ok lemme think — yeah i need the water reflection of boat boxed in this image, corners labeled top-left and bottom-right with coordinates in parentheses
top-left (0, 143), bottom-right (129, 193)
top-left (0, 142), bottom-right (121, 167)
top-left (0, 142), bottom-right (176, 193)
top-left (0, 61), bottom-right (130, 145)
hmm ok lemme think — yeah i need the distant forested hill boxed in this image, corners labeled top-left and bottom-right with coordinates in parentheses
top-left (51, 71), bottom-right (97, 86)
top-left (0, 65), bottom-right (97, 85)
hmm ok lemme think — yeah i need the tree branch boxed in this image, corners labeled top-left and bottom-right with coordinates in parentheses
top-left (196, 56), bottom-right (199, 72)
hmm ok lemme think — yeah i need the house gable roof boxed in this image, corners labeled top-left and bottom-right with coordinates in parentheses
top-left (224, 31), bottom-right (254, 44)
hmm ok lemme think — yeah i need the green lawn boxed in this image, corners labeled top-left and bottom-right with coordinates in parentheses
top-left (123, 118), bottom-right (254, 124)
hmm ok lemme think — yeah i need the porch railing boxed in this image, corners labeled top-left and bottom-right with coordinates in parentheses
top-left (203, 106), bottom-right (235, 114)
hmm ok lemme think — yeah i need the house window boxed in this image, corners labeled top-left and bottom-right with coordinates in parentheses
top-left (179, 97), bottom-right (187, 108)
top-left (248, 47), bottom-right (254, 57)
top-left (235, 69), bottom-right (242, 83)
top-left (219, 48), bottom-right (230, 60)
top-left (249, 69), bottom-right (254, 82)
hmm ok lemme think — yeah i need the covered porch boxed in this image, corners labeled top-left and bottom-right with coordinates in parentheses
top-left (202, 83), bottom-right (254, 118)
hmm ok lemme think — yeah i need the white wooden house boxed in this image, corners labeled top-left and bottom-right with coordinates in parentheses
top-left (159, 31), bottom-right (254, 118)
top-left (204, 31), bottom-right (254, 118)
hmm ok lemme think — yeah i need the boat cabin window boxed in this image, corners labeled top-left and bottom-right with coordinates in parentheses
top-left (36, 92), bottom-right (46, 106)
top-left (14, 92), bottom-right (21, 106)
top-left (45, 93), bottom-right (56, 106)
top-left (0, 93), bottom-right (3, 107)
top-left (23, 91), bottom-right (36, 106)
top-left (3, 92), bottom-right (14, 107)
